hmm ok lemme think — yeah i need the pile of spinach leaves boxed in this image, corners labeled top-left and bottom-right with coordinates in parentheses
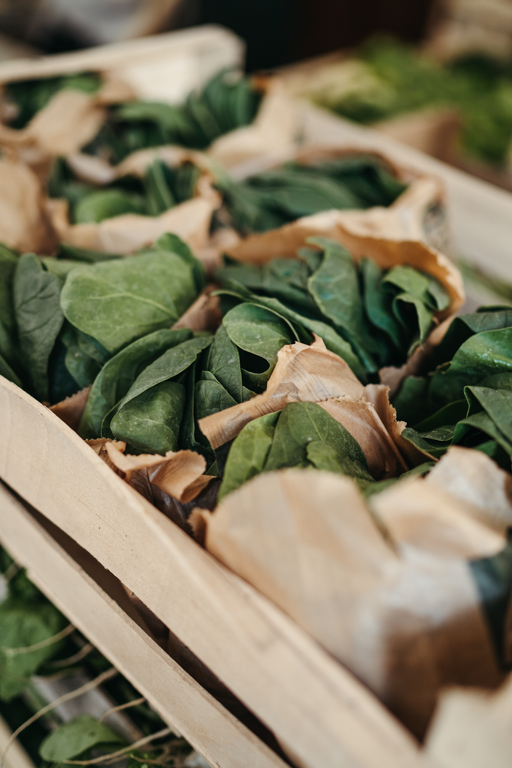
top-left (394, 308), bottom-right (512, 468)
top-left (48, 157), bottom-right (202, 224)
top-left (84, 69), bottom-right (263, 164)
top-left (215, 237), bottom-right (450, 383)
top-left (3, 72), bottom-right (102, 129)
top-left (216, 155), bottom-right (407, 235)
top-left (0, 234), bottom-right (204, 405)
top-left (79, 301), bottom-right (295, 461)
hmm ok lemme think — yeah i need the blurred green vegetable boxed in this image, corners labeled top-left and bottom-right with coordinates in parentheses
top-left (48, 157), bottom-right (202, 224)
top-left (84, 69), bottom-right (263, 164)
top-left (310, 37), bottom-right (512, 168)
top-left (4, 72), bottom-right (102, 129)
top-left (217, 155), bottom-right (407, 235)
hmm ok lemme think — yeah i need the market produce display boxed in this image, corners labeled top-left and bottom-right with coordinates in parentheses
top-left (217, 154), bottom-right (408, 234)
top-left (3, 37), bottom-right (512, 767)
top-left (306, 37), bottom-right (512, 167)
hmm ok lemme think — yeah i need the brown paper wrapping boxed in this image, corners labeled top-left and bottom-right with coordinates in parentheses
top-left (47, 146), bottom-right (222, 255)
top-left (0, 156), bottom-right (57, 252)
top-left (208, 78), bottom-right (298, 169)
top-left (204, 451), bottom-right (511, 736)
top-left (199, 337), bottom-right (411, 480)
top-left (0, 75), bottom-right (135, 174)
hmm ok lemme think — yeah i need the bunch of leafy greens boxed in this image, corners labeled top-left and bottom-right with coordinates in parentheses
top-left (394, 307), bottom-right (512, 469)
top-left (48, 157), bottom-right (201, 224)
top-left (216, 155), bottom-right (407, 235)
top-left (218, 401), bottom-right (375, 501)
top-left (0, 234), bottom-right (204, 404)
top-left (84, 69), bottom-right (263, 164)
top-left (0, 547), bottom-right (198, 767)
top-left (80, 302), bottom-right (295, 461)
top-left (3, 72), bottom-right (102, 129)
top-left (311, 37), bottom-right (512, 168)
top-left (215, 237), bottom-right (450, 383)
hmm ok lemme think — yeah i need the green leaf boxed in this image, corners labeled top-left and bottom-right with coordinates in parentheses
top-left (74, 188), bottom-right (146, 224)
top-left (265, 401), bottom-right (372, 485)
top-left (79, 328), bottom-right (191, 439)
top-left (40, 715), bottom-right (125, 762)
top-left (61, 247), bottom-right (200, 353)
top-left (110, 380), bottom-right (186, 455)
top-left (116, 335), bottom-right (212, 412)
top-left (14, 254), bottom-right (64, 400)
top-left (195, 376), bottom-right (238, 421)
top-left (218, 411), bottom-right (279, 501)
top-left (0, 599), bottom-right (65, 701)
top-left (203, 324), bottom-right (242, 402)
top-left (223, 303), bottom-right (294, 392)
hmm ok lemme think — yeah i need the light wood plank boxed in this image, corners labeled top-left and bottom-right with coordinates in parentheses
top-left (0, 716), bottom-right (36, 768)
top-left (0, 376), bottom-right (433, 768)
top-left (0, 482), bottom-right (286, 768)
top-left (299, 103), bottom-right (512, 281)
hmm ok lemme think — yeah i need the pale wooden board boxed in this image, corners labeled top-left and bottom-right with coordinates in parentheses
top-left (0, 715), bottom-right (36, 768)
top-left (0, 26), bottom-right (244, 103)
top-left (299, 103), bottom-right (512, 282)
top-left (0, 377), bottom-right (434, 768)
top-left (0, 481), bottom-right (286, 768)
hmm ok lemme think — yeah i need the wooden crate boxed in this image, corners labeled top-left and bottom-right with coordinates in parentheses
top-left (2, 90), bottom-right (512, 768)
top-left (0, 380), bottom-right (432, 768)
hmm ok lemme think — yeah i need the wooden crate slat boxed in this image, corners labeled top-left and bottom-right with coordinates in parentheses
top-left (0, 376), bottom-right (433, 768)
top-left (0, 482), bottom-right (286, 768)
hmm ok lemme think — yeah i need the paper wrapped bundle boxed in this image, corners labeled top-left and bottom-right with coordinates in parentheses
top-left (0, 69), bottom-right (297, 173)
top-left (222, 146), bottom-right (449, 254)
top-left (213, 230), bottom-right (464, 393)
top-left (0, 72), bottom-right (134, 174)
top-left (203, 447), bottom-right (512, 737)
top-left (46, 147), bottom-right (221, 257)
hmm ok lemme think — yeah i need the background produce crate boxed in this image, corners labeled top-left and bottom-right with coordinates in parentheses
top-left (2, 30), bottom-right (512, 768)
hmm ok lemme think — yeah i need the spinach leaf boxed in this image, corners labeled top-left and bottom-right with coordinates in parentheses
top-left (218, 411), bottom-right (279, 501)
top-left (0, 597), bottom-right (66, 701)
top-left (13, 254), bottom-right (64, 401)
top-left (40, 715), bottom-right (125, 762)
top-left (218, 155), bottom-right (407, 235)
top-left (222, 303), bottom-right (294, 392)
top-left (80, 328), bottom-right (191, 438)
top-left (110, 380), bottom-right (186, 455)
top-left (61, 236), bottom-right (203, 353)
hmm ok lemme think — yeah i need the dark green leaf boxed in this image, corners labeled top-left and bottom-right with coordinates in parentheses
top-left (39, 715), bottom-right (125, 762)
top-left (110, 380), bottom-right (186, 454)
top-left (14, 254), bottom-right (64, 400)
